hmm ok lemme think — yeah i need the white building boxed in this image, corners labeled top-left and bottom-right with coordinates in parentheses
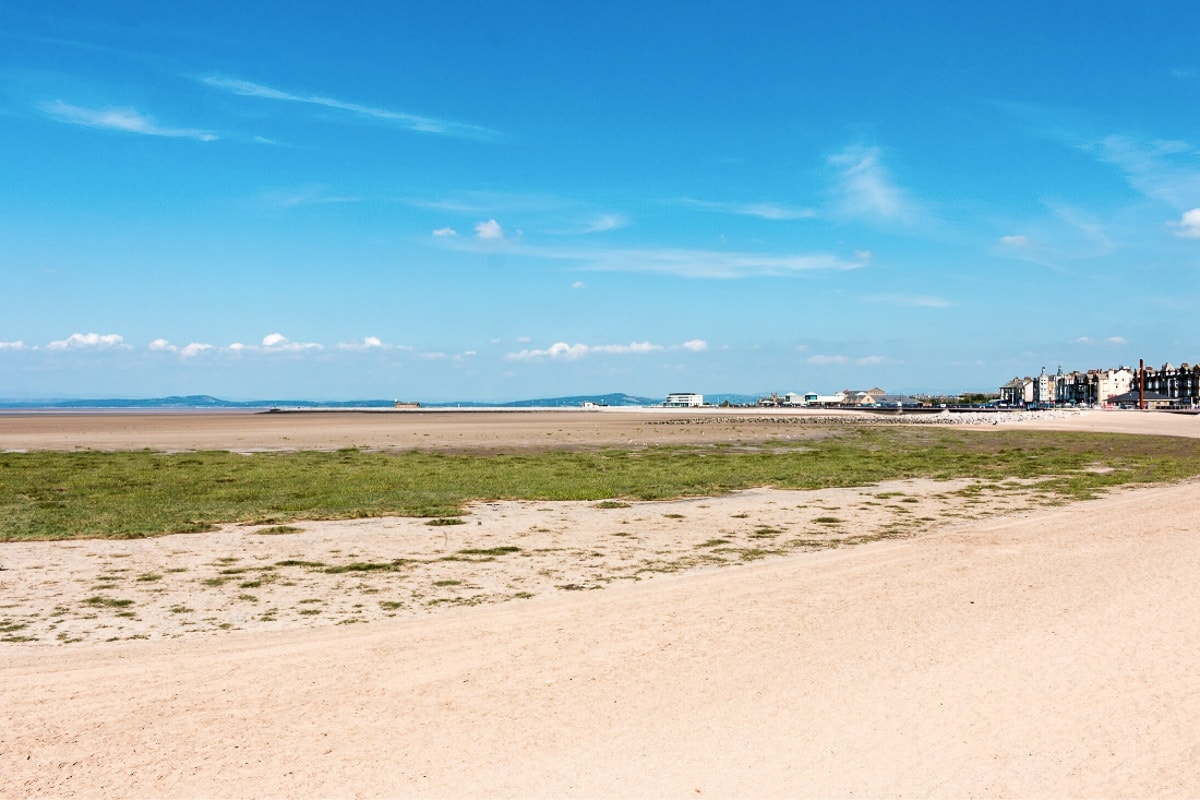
top-left (802, 391), bottom-right (846, 406)
top-left (663, 392), bottom-right (704, 407)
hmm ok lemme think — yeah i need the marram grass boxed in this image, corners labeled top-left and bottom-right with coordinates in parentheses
top-left (2, 428), bottom-right (1199, 541)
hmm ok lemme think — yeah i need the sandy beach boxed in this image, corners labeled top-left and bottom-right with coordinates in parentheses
top-left (3, 408), bottom-right (1199, 798)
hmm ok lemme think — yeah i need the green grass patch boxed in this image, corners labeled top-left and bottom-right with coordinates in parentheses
top-left (457, 546), bottom-right (520, 556)
top-left (256, 525), bottom-right (303, 535)
top-left (4, 429), bottom-right (1200, 541)
top-left (83, 596), bottom-right (133, 608)
top-left (593, 500), bottom-right (631, 509)
top-left (323, 560), bottom-right (408, 574)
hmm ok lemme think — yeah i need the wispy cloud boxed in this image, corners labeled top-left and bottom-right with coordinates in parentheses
top-left (571, 213), bottom-right (631, 233)
top-left (1073, 335), bottom-right (1126, 346)
top-left (466, 242), bottom-right (869, 279)
top-left (805, 352), bottom-right (893, 367)
top-left (1090, 135), bottom-right (1200, 208)
top-left (827, 144), bottom-right (926, 225)
top-left (675, 198), bottom-right (816, 220)
top-left (995, 202), bottom-right (1113, 271)
top-left (806, 354), bottom-right (848, 366)
top-left (505, 339), bottom-right (705, 362)
top-left (200, 76), bottom-right (500, 140)
top-left (432, 226), bottom-right (458, 237)
top-left (39, 101), bottom-right (217, 141)
top-left (47, 332), bottom-right (128, 350)
top-left (258, 187), bottom-right (361, 208)
top-left (863, 293), bottom-right (952, 308)
top-left (0, 340), bottom-right (26, 350)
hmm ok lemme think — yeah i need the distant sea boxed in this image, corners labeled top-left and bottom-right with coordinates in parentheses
top-left (0, 392), bottom-right (761, 411)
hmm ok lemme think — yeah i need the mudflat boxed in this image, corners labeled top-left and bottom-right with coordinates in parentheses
top-left (0, 408), bottom-right (840, 453)
top-left (2, 408), bottom-right (1198, 798)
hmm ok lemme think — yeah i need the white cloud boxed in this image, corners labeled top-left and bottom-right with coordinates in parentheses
top-left (507, 342), bottom-right (589, 361)
top-left (260, 187), bottom-right (360, 208)
top-left (864, 293), bottom-right (952, 308)
top-left (1073, 335), bottom-right (1126, 346)
top-left (1092, 135), bottom-right (1200, 207)
top-left (475, 219), bottom-right (504, 240)
top-left (261, 333), bottom-right (322, 352)
top-left (47, 332), bottom-right (127, 350)
top-left (856, 355), bottom-right (890, 366)
top-left (1106, 336), bottom-right (1126, 345)
top-left (0, 340), bottom-right (25, 350)
top-left (200, 76), bottom-right (499, 140)
top-left (150, 338), bottom-right (213, 357)
top-left (571, 281), bottom-right (586, 289)
top-left (1173, 208), bottom-right (1200, 238)
top-left (40, 101), bottom-right (217, 141)
top-left (591, 342), bottom-right (662, 355)
top-left (994, 205), bottom-right (1112, 271)
top-left (505, 339), bottom-right (703, 362)
top-left (432, 226), bottom-right (458, 237)
top-left (433, 229), bottom-right (865, 278)
top-left (676, 198), bottom-right (816, 221)
top-left (828, 144), bottom-right (921, 223)
top-left (999, 234), bottom-right (1032, 248)
top-left (336, 336), bottom-right (391, 351)
top-left (524, 244), bottom-right (867, 279)
top-left (180, 343), bottom-right (213, 357)
top-left (806, 354), bottom-right (848, 366)
top-left (579, 214), bottom-right (630, 233)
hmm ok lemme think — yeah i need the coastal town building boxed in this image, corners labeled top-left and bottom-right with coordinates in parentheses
top-left (999, 376), bottom-right (1034, 406)
top-left (1002, 361), bottom-right (1198, 408)
top-left (663, 392), bottom-right (704, 407)
top-left (1055, 367), bottom-right (1133, 407)
top-left (1140, 362), bottom-right (1200, 403)
top-left (841, 387), bottom-right (887, 407)
top-left (802, 391), bottom-right (846, 406)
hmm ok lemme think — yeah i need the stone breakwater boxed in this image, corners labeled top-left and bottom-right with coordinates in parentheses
top-left (647, 410), bottom-right (1085, 427)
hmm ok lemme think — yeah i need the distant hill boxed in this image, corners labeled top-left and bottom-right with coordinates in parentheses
top-left (0, 393), bottom-right (663, 410)
top-left (0, 395), bottom-right (395, 410)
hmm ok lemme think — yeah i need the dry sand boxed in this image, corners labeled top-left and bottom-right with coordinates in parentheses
top-left (2, 408), bottom-right (1199, 798)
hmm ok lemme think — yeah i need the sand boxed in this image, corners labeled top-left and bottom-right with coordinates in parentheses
top-left (3, 408), bottom-right (1199, 798)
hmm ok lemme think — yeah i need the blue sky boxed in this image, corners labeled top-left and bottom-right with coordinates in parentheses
top-left (2, 2), bottom-right (1198, 401)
